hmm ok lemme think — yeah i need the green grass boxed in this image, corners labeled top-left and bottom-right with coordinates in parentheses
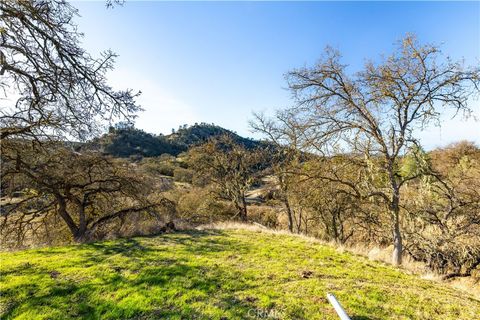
top-left (1, 229), bottom-right (479, 319)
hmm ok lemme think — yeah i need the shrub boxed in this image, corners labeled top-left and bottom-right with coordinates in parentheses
top-left (177, 187), bottom-right (236, 224)
top-left (173, 167), bottom-right (194, 183)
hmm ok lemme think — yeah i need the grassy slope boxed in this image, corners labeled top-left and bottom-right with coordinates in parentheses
top-left (1, 229), bottom-right (479, 320)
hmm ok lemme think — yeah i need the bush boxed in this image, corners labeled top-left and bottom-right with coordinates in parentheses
top-left (247, 205), bottom-right (279, 228)
top-left (177, 187), bottom-right (236, 224)
top-left (140, 160), bottom-right (176, 177)
top-left (158, 163), bottom-right (176, 176)
top-left (173, 167), bottom-right (194, 183)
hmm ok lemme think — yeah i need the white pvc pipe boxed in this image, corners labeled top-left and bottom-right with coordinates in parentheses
top-left (326, 293), bottom-right (351, 320)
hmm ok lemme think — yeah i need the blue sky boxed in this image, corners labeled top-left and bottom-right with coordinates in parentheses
top-left (73, 1), bottom-right (479, 149)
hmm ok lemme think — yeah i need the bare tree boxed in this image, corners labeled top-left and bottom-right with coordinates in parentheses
top-left (0, 142), bottom-right (168, 243)
top-left (251, 111), bottom-right (303, 232)
top-left (188, 135), bottom-right (262, 222)
top-left (0, 1), bottom-right (156, 244)
top-left (280, 35), bottom-right (479, 264)
top-left (0, 0), bottom-right (140, 141)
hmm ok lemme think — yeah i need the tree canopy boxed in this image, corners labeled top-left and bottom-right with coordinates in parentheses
top-left (0, 0), bottom-right (140, 141)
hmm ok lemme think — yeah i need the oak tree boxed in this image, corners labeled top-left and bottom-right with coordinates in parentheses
top-left (280, 35), bottom-right (479, 264)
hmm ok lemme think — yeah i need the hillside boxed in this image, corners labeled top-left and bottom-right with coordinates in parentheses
top-left (1, 227), bottom-right (479, 320)
top-left (167, 123), bottom-right (263, 150)
top-left (84, 123), bottom-right (266, 158)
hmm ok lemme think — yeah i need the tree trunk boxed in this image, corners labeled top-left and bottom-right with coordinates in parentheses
top-left (392, 218), bottom-right (402, 265)
top-left (77, 205), bottom-right (87, 240)
top-left (73, 230), bottom-right (89, 243)
top-left (239, 195), bottom-right (248, 222)
top-left (296, 207), bottom-right (302, 234)
top-left (387, 159), bottom-right (403, 266)
top-left (279, 174), bottom-right (294, 233)
top-left (391, 195), bottom-right (403, 265)
top-left (63, 190), bottom-right (89, 242)
top-left (55, 194), bottom-right (80, 240)
top-left (332, 211), bottom-right (339, 243)
top-left (284, 197), bottom-right (294, 233)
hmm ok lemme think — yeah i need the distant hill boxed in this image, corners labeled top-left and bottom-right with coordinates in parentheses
top-left (167, 123), bottom-right (263, 150)
top-left (83, 123), bottom-right (267, 158)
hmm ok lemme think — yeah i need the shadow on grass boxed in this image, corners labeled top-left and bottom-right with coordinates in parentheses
top-left (82, 229), bottom-right (244, 257)
top-left (158, 229), bottom-right (252, 255)
top-left (1, 230), bottom-right (259, 320)
top-left (0, 261), bottom-right (40, 277)
top-left (86, 237), bottom-right (153, 257)
top-left (3, 264), bottom-right (257, 319)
